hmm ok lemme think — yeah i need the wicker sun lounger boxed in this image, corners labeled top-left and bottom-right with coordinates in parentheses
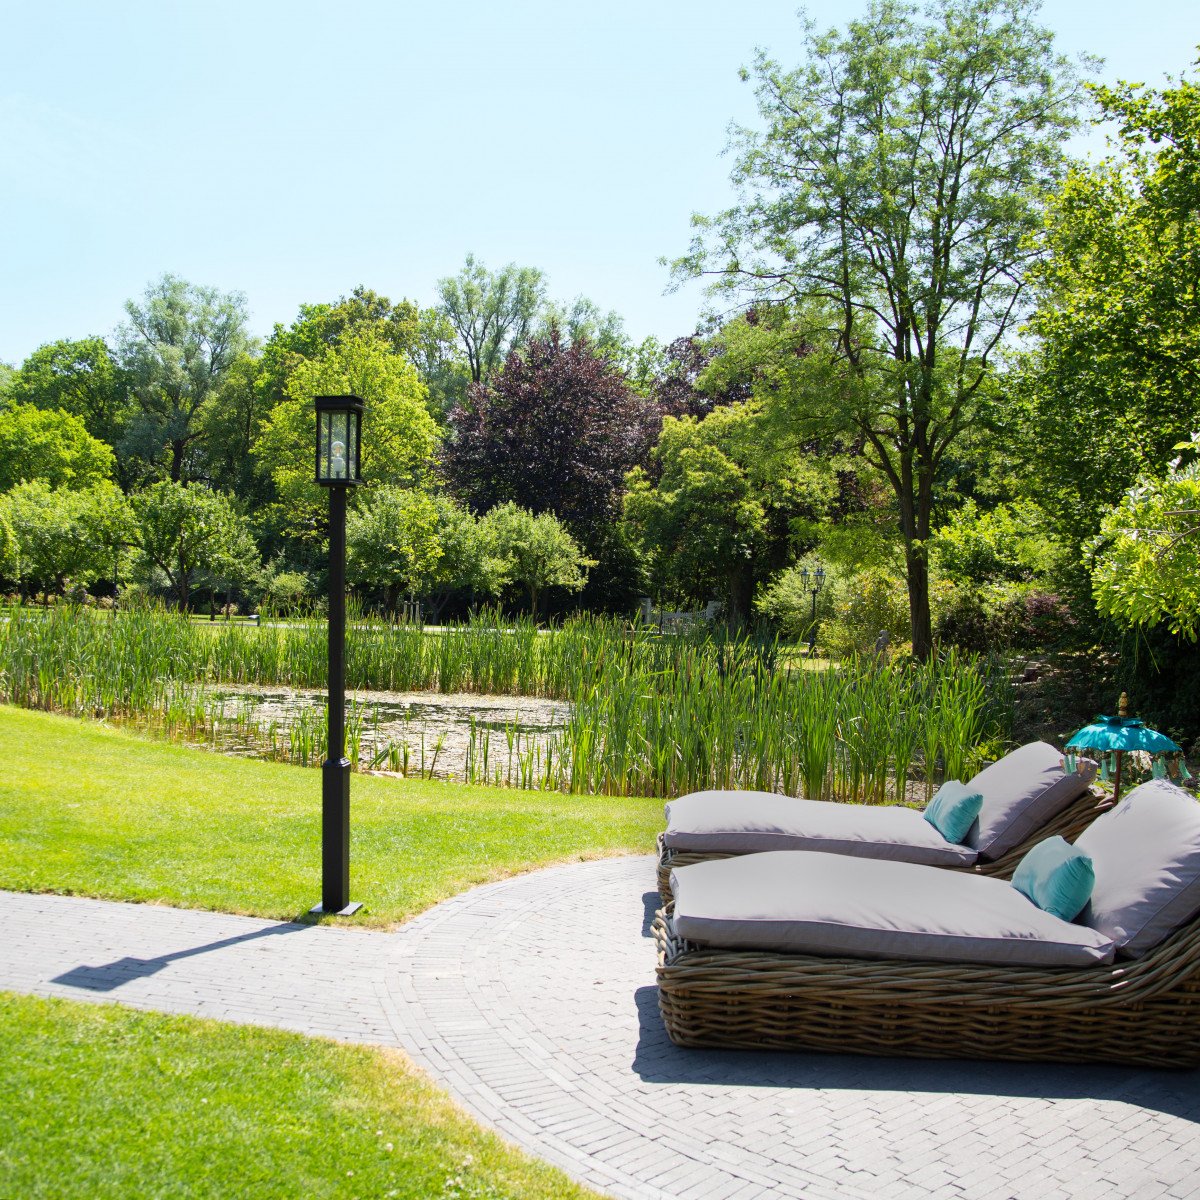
top-left (653, 900), bottom-right (1200, 1067)
top-left (656, 780), bottom-right (1200, 1068)
top-left (656, 785), bottom-right (1108, 901)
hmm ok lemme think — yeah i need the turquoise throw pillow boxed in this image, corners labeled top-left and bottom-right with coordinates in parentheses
top-left (923, 780), bottom-right (984, 845)
top-left (1012, 836), bottom-right (1095, 922)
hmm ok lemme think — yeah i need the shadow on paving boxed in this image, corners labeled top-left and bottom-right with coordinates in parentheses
top-left (51, 922), bottom-right (312, 993)
top-left (634, 891), bottom-right (1200, 1124)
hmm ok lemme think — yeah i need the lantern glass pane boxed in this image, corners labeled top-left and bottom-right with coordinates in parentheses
top-left (329, 411), bottom-right (349, 480)
top-left (348, 410), bottom-right (360, 479)
top-left (317, 411), bottom-right (332, 480)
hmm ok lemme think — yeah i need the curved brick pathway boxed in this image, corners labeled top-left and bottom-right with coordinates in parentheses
top-left (5, 857), bottom-right (1200, 1199)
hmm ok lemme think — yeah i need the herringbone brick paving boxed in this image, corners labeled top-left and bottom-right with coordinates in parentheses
top-left (3, 855), bottom-right (1199, 1198)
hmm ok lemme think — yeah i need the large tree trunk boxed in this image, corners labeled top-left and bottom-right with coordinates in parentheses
top-left (170, 440), bottom-right (185, 483)
top-left (896, 451), bottom-right (935, 661)
top-left (176, 554), bottom-right (190, 612)
top-left (904, 542), bottom-right (933, 660)
top-left (726, 568), bottom-right (755, 631)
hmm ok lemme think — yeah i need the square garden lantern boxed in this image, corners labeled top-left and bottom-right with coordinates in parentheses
top-left (315, 394), bottom-right (364, 485)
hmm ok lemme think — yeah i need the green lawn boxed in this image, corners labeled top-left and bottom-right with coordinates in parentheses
top-left (0, 705), bottom-right (662, 926)
top-left (0, 992), bottom-right (600, 1200)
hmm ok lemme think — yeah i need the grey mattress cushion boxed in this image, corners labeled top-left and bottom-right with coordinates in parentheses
top-left (663, 791), bottom-right (977, 867)
top-left (965, 741), bottom-right (1097, 860)
top-left (670, 851), bottom-right (1115, 968)
top-left (1074, 779), bottom-right (1200, 958)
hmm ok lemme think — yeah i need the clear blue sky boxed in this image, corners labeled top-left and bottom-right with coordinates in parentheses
top-left (1, 0), bottom-right (1196, 366)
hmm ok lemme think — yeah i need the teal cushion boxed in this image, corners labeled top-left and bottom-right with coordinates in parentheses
top-left (923, 781), bottom-right (984, 845)
top-left (1012, 836), bottom-right (1095, 922)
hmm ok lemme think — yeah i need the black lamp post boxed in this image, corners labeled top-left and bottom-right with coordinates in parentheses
top-left (799, 563), bottom-right (826, 656)
top-left (311, 394), bottom-right (364, 917)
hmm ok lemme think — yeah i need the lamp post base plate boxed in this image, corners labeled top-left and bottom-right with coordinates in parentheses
top-left (309, 901), bottom-right (363, 917)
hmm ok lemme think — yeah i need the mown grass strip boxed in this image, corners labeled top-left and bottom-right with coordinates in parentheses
top-left (0, 706), bottom-right (662, 927)
top-left (0, 991), bottom-right (600, 1200)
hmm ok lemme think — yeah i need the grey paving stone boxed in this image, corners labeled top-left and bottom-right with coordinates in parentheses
top-left (4, 857), bottom-right (1200, 1200)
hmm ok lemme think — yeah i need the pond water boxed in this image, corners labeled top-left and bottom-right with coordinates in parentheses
top-left (208, 684), bottom-right (572, 780)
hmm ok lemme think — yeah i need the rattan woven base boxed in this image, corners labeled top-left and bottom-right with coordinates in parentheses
top-left (654, 903), bottom-right (1200, 1068)
top-left (656, 788), bottom-right (1109, 903)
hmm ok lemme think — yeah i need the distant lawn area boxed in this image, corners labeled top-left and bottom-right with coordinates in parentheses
top-left (0, 991), bottom-right (599, 1200)
top-left (0, 705), bottom-right (662, 927)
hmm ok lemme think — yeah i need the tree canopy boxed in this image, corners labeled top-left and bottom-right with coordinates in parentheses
top-left (346, 485), bottom-right (442, 610)
top-left (255, 333), bottom-right (440, 544)
top-left (0, 403), bottom-right (115, 492)
top-left (674, 0), bottom-right (1088, 656)
top-left (1089, 436), bottom-right (1200, 641)
top-left (624, 400), bottom-right (840, 622)
top-left (131, 481), bottom-right (257, 611)
top-left (117, 275), bottom-right (255, 484)
top-left (480, 503), bottom-right (594, 618)
top-left (443, 329), bottom-right (658, 541)
top-left (1019, 63), bottom-right (1200, 544)
top-left (436, 255), bottom-right (546, 384)
top-left (6, 337), bottom-right (130, 448)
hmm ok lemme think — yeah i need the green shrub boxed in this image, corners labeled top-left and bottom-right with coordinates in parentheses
top-left (818, 567), bottom-right (911, 659)
top-left (934, 582), bottom-right (1081, 653)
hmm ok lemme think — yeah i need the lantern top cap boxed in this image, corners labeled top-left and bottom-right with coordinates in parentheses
top-left (314, 394), bottom-right (364, 413)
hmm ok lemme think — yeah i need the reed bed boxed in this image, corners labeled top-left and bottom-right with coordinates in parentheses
top-left (0, 603), bottom-right (1012, 799)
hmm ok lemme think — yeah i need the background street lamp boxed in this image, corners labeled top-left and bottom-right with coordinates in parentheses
top-left (799, 563), bottom-right (825, 656)
top-left (312, 394), bottom-right (364, 916)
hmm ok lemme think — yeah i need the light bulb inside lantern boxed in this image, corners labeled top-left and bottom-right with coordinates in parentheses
top-left (330, 439), bottom-right (347, 478)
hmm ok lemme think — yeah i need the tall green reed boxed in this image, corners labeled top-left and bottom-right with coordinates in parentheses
top-left (0, 602), bottom-right (1013, 799)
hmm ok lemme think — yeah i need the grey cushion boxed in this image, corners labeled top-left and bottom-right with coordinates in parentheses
top-left (663, 791), bottom-right (977, 867)
top-left (965, 742), bottom-right (1097, 860)
top-left (670, 851), bottom-right (1115, 968)
top-left (1075, 779), bottom-right (1200, 958)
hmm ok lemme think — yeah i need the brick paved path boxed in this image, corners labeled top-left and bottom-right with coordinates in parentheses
top-left (4, 856), bottom-right (1200, 1199)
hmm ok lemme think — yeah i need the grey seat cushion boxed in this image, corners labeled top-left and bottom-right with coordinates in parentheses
top-left (1075, 779), bottom-right (1200, 958)
top-left (663, 791), bottom-right (977, 867)
top-left (670, 851), bottom-right (1115, 968)
top-left (965, 741), bottom-right (1097, 861)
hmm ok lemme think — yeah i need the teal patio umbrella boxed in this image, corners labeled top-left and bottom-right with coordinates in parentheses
top-left (1066, 693), bottom-right (1183, 804)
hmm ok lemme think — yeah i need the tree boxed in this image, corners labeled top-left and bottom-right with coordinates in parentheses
top-left (479, 503), bottom-right (594, 618)
top-left (421, 495), bottom-right (507, 619)
top-left (255, 287), bottom-right (425, 408)
top-left (0, 403), bottom-right (115, 492)
top-left (0, 504), bottom-right (17, 584)
top-left (674, 0), bottom-right (1087, 657)
top-left (131, 481), bottom-right (257, 611)
top-left (647, 334), bottom-right (750, 419)
top-left (623, 402), bottom-right (839, 622)
top-left (1089, 436), bottom-right (1200, 641)
top-left (437, 255), bottom-right (546, 384)
top-left (76, 482), bottom-right (137, 598)
top-left (0, 482), bottom-right (101, 600)
top-left (254, 332), bottom-right (440, 545)
top-left (118, 274), bottom-right (254, 483)
top-left (195, 352), bottom-right (265, 498)
top-left (7, 337), bottom-right (130, 448)
top-left (1018, 64), bottom-right (1200, 550)
top-left (410, 307), bottom-right (471, 419)
top-left (346, 486), bottom-right (442, 611)
top-left (443, 329), bottom-right (659, 542)
top-left (534, 297), bottom-right (630, 364)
